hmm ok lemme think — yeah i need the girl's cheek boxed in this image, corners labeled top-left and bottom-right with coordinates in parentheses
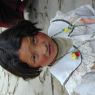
top-left (39, 56), bottom-right (50, 66)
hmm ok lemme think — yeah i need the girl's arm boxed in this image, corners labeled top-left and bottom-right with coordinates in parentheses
top-left (80, 18), bottom-right (95, 24)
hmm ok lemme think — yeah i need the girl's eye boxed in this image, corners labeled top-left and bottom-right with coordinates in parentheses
top-left (32, 36), bottom-right (37, 44)
top-left (32, 54), bottom-right (38, 63)
top-left (32, 55), bottom-right (36, 63)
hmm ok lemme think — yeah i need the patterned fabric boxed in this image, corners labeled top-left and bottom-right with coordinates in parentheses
top-left (48, 5), bottom-right (95, 95)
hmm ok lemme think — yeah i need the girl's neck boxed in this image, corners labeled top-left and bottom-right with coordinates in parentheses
top-left (53, 37), bottom-right (73, 60)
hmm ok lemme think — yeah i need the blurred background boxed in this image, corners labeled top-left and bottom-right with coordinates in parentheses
top-left (27, 0), bottom-right (95, 34)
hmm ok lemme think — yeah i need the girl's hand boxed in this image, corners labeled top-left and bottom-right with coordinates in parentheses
top-left (80, 18), bottom-right (95, 24)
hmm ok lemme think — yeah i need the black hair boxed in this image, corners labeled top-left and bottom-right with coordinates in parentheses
top-left (0, 20), bottom-right (42, 79)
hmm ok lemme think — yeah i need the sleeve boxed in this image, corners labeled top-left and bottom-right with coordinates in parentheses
top-left (74, 72), bottom-right (95, 95)
top-left (74, 5), bottom-right (95, 18)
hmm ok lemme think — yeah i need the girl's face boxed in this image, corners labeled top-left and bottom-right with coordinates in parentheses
top-left (18, 32), bottom-right (58, 68)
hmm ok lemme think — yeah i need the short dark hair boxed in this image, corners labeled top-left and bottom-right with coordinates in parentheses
top-left (0, 20), bottom-right (42, 79)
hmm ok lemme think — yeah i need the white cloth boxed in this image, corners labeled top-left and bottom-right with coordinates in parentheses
top-left (48, 5), bottom-right (95, 95)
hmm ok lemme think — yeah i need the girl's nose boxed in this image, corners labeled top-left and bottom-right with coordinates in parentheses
top-left (34, 43), bottom-right (48, 55)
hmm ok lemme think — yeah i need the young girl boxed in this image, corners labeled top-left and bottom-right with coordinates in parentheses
top-left (0, 5), bottom-right (95, 95)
